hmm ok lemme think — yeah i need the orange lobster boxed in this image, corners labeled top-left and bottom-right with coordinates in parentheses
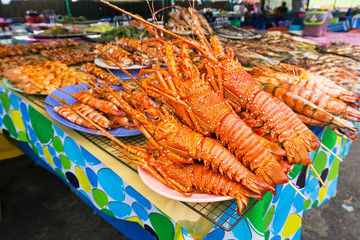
top-left (201, 37), bottom-right (320, 166)
top-left (55, 84), bottom-right (264, 214)
top-left (98, 0), bottom-right (320, 166)
top-left (88, 83), bottom-right (273, 195)
top-left (134, 151), bottom-right (262, 215)
top-left (118, 145), bottom-right (263, 215)
top-left (132, 43), bottom-right (289, 188)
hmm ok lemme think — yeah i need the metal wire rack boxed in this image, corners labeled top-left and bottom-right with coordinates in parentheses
top-left (23, 92), bottom-right (257, 231)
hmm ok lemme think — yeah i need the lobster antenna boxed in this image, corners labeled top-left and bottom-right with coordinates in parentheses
top-left (309, 163), bottom-right (326, 187)
top-left (98, 0), bottom-right (217, 62)
top-left (288, 181), bottom-right (308, 201)
top-left (99, 0), bottom-right (183, 40)
top-left (320, 142), bottom-right (343, 162)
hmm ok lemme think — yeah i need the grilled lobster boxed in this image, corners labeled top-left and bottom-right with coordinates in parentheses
top-left (88, 83), bottom-right (273, 195)
top-left (133, 43), bottom-right (289, 187)
top-left (98, 0), bottom-right (320, 166)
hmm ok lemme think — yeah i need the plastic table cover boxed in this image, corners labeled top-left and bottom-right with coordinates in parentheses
top-left (0, 82), bottom-right (355, 240)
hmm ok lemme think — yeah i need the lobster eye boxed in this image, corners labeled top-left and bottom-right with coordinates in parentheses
top-left (154, 116), bottom-right (160, 120)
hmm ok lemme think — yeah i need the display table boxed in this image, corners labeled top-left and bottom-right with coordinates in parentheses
top-left (0, 82), bottom-right (354, 240)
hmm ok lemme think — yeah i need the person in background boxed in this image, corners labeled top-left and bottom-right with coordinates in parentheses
top-left (275, 1), bottom-right (288, 15)
top-left (265, 5), bottom-right (272, 14)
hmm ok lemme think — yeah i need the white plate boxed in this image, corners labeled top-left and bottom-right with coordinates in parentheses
top-left (94, 57), bottom-right (144, 70)
top-left (138, 166), bottom-right (233, 203)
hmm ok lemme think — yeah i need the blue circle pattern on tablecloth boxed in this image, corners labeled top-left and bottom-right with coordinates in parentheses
top-left (305, 178), bottom-right (319, 195)
top-left (20, 103), bottom-right (29, 122)
top-left (231, 218), bottom-right (252, 240)
top-left (272, 184), bottom-right (283, 204)
top-left (35, 143), bottom-right (44, 156)
top-left (97, 168), bottom-right (126, 202)
top-left (27, 127), bottom-right (38, 144)
top-left (271, 235), bottom-right (281, 240)
top-left (47, 145), bottom-right (56, 157)
top-left (271, 184), bottom-right (296, 235)
top-left (53, 156), bottom-right (62, 170)
top-left (125, 186), bottom-right (152, 210)
top-left (108, 201), bottom-right (132, 218)
top-left (293, 193), bottom-right (304, 213)
top-left (64, 137), bottom-right (85, 167)
top-left (53, 124), bottom-right (65, 138)
top-left (203, 228), bottom-right (225, 240)
top-left (10, 94), bottom-right (20, 110)
top-left (86, 167), bottom-right (98, 188)
top-left (82, 147), bottom-right (102, 165)
top-left (326, 178), bottom-right (338, 199)
top-left (132, 202), bottom-right (149, 221)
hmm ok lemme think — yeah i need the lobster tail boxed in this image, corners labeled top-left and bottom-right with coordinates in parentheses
top-left (253, 158), bottom-right (289, 186)
top-left (254, 90), bottom-right (320, 165)
top-left (190, 164), bottom-right (262, 215)
top-left (235, 193), bottom-right (249, 215)
top-left (240, 175), bottom-right (274, 195)
top-left (344, 106), bottom-right (360, 122)
top-left (197, 137), bottom-right (272, 195)
top-left (216, 112), bottom-right (289, 187)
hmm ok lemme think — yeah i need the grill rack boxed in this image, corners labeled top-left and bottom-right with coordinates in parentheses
top-left (26, 93), bottom-right (257, 231)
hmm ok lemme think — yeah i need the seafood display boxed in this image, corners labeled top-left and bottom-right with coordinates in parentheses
top-left (316, 41), bottom-right (360, 61)
top-left (215, 25), bottom-right (261, 39)
top-left (81, 63), bottom-right (123, 86)
top-left (39, 47), bottom-right (98, 65)
top-left (1, 61), bottom-right (93, 94)
top-left (0, 43), bottom-right (28, 58)
top-left (281, 55), bottom-right (360, 96)
top-left (0, 55), bottom-right (42, 72)
top-left (136, 43), bottom-right (290, 186)
top-left (54, 103), bottom-right (110, 130)
top-left (166, 5), bottom-right (213, 35)
top-left (95, 38), bottom-right (163, 68)
top-left (26, 39), bottom-right (79, 53)
top-left (52, 91), bottom-right (136, 130)
top-left (98, 82), bottom-right (271, 194)
top-left (222, 33), bottom-right (360, 140)
top-left (50, 77), bottom-right (268, 213)
top-left (0, 39), bottom-right (79, 58)
top-left (92, 0), bottom-right (332, 209)
top-left (1, 0), bottom-right (359, 216)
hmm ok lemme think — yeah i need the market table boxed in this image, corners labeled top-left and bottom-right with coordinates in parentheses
top-left (0, 79), bottom-right (354, 239)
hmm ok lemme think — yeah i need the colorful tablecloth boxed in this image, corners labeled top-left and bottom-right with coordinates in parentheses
top-left (0, 82), bottom-right (354, 240)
